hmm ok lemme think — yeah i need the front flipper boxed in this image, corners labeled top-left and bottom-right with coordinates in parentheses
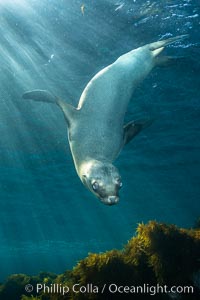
top-left (56, 97), bottom-right (79, 126)
top-left (123, 119), bottom-right (153, 145)
top-left (23, 90), bottom-right (56, 103)
top-left (23, 89), bottom-right (78, 126)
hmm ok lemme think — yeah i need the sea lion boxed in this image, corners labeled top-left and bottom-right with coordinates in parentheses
top-left (23, 35), bottom-right (187, 205)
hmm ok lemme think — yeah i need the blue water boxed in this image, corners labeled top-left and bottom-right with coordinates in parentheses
top-left (0, 0), bottom-right (199, 281)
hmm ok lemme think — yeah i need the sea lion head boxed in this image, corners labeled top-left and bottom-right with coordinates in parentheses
top-left (80, 160), bottom-right (122, 205)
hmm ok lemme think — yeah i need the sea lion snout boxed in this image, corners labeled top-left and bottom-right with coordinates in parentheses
top-left (101, 195), bottom-right (119, 206)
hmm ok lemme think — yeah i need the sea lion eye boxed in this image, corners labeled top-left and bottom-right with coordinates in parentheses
top-left (115, 178), bottom-right (122, 188)
top-left (118, 182), bottom-right (123, 189)
top-left (92, 181), bottom-right (99, 191)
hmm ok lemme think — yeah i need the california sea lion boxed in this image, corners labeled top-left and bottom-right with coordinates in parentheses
top-left (23, 35), bottom-right (187, 205)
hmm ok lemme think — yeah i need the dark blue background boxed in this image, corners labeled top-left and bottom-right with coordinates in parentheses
top-left (0, 0), bottom-right (199, 280)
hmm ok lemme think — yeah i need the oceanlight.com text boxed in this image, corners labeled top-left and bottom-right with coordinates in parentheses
top-left (25, 282), bottom-right (194, 296)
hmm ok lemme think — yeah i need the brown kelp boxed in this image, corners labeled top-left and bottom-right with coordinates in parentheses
top-left (1, 221), bottom-right (199, 300)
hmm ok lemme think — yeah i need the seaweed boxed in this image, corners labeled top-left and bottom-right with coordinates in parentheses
top-left (0, 221), bottom-right (199, 300)
top-left (0, 272), bottom-right (56, 300)
top-left (194, 217), bottom-right (200, 229)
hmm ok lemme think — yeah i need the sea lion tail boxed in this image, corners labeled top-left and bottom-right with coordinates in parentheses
top-left (149, 34), bottom-right (189, 57)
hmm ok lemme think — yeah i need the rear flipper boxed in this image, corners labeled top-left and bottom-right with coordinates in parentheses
top-left (150, 35), bottom-right (188, 51)
top-left (123, 119), bottom-right (153, 145)
top-left (149, 34), bottom-right (189, 57)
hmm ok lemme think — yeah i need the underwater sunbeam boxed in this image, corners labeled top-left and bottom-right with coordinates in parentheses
top-left (0, 0), bottom-right (27, 5)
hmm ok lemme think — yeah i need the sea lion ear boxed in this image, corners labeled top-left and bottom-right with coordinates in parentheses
top-left (82, 174), bottom-right (87, 184)
top-left (123, 119), bottom-right (153, 145)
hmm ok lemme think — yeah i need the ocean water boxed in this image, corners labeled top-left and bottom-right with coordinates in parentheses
top-left (0, 0), bottom-right (199, 281)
